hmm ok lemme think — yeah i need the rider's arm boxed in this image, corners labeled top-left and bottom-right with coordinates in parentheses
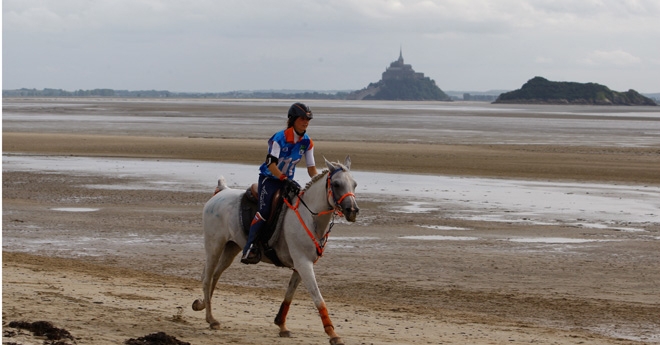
top-left (268, 162), bottom-right (285, 179)
top-left (305, 147), bottom-right (317, 177)
top-left (266, 140), bottom-right (287, 180)
top-left (266, 155), bottom-right (286, 179)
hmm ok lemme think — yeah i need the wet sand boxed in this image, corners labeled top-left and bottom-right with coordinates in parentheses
top-left (4, 132), bottom-right (660, 184)
top-left (3, 98), bottom-right (660, 344)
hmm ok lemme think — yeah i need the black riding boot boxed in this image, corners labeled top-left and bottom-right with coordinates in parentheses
top-left (241, 216), bottom-right (264, 264)
top-left (241, 243), bottom-right (261, 264)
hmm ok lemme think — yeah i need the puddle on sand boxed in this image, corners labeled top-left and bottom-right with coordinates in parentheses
top-left (400, 235), bottom-right (479, 241)
top-left (51, 208), bottom-right (100, 212)
top-left (506, 237), bottom-right (614, 244)
top-left (331, 237), bottom-right (380, 241)
top-left (393, 202), bottom-right (439, 214)
top-left (418, 225), bottom-right (471, 231)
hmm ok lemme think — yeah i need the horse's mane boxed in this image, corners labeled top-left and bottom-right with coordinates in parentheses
top-left (302, 161), bottom-right (349, 191)
top-left (304, 169), bottom-right (329, 191)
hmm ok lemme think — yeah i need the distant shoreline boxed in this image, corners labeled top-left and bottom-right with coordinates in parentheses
top-left (4, 87), bottom-right (658, 103)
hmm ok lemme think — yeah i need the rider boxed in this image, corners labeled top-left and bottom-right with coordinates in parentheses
top-left (241, 102), bottom-right (319, 264)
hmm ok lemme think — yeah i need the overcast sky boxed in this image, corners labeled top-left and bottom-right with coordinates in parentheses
top-left (3, 0), bottom-right (660, 93)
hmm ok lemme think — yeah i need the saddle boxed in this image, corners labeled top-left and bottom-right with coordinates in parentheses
top-left (239, 184), bottom-right (289, 267)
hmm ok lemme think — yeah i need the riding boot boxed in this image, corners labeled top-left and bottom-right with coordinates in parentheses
top-left (241, 214), bottom-right (265, 264)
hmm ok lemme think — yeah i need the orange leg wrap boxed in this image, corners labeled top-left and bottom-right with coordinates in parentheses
top-left (274, 301), bottom-right (291, 326)
top-left (319, 306), bottom-right (334, 331)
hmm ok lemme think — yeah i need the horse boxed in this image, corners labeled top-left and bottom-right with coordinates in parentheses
top-left (192, 156), bottom-right (359, 345)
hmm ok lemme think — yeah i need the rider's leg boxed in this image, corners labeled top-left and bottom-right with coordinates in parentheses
top-left (241, 212), bottom-right (265, 263)
top-left (241, 175), bottom-right (279, 264)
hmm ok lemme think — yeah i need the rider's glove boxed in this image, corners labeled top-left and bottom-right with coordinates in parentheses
top-left (283, 178), bottom-right (301, 197)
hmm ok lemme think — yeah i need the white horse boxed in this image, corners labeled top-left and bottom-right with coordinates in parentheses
top-left (192, 156), bottom-right (359, 345)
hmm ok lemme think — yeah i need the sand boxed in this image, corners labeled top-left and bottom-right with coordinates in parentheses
top-left (3, 98), bottom-right (660, 345)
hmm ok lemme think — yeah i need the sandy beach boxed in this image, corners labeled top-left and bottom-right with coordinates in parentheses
top-left (3, 98), bottom-right (660, 344)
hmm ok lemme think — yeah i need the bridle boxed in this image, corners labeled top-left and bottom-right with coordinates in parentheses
top-left (282, 168), bottom-right (356, 261)
top-left (325, 168), bottom-right (356, 216)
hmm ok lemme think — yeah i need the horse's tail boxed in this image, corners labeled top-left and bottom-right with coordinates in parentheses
top-left (213, 176), bottom-right (229, 195)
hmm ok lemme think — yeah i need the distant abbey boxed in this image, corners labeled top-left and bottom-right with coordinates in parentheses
top-left (381, 49), bottom-right (425, 81)
top-left (348, 49), bottom-right (450, 101)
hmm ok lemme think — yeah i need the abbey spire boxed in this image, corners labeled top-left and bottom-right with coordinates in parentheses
top-left (382, 47), bottom-right (422, 81)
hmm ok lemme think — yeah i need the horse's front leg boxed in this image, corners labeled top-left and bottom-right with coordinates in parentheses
top-left (295, 263), bottom-right (344, 345)
top-left (274, 270), bottom-right (301, 337)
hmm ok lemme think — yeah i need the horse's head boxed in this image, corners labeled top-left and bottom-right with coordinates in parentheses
top-left (325, 156), bottom-right (359, 222)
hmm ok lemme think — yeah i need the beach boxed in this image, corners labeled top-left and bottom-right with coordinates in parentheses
top-left (3, 98), bottom-right (660, 344)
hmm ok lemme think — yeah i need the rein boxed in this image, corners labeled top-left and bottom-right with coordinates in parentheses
top-left (282, 169), bottom-right (355, 261)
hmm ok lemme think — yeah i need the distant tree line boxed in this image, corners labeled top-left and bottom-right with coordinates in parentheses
top-left (2, 88), bottom-right (349, 100)
top-left (463, 93), bottom-right (498, 102)
top-left (3, 88), bottom-right (119, 97)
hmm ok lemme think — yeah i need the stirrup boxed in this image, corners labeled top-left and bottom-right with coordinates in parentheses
top-left (241, 247), bottom-right (261, 264)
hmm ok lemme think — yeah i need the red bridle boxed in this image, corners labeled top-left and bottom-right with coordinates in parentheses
top-left (282, 169), bottom-right (355, 262)
top-left (325, 173), bottom-right (356, 217)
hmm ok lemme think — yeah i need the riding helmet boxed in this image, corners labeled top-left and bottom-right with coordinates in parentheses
top-left (288, 102), bottom-right (313, 120)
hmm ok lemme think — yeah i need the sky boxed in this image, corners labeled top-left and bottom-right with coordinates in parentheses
top-left (3, 0), bottom-right (660, 93)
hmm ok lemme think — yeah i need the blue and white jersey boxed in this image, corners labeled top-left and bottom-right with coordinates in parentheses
top-left (259, 127), bottom-right (315, 179)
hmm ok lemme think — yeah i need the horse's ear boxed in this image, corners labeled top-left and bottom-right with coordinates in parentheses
top-left (344, 155), bottom-right (351, 170)
top-left (325, 157), bottom-right (337, 172)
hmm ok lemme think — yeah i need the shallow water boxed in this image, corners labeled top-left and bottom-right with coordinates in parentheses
top-left (4, 154), bottom-right (659, 232)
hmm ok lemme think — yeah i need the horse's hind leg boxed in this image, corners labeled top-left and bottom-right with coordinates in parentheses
top-left (274, 270), bottom-right (301, 337)
top-left (193, 242), bottom-right (241, 329)
top-left (192, 244), bottom-right (222, 326)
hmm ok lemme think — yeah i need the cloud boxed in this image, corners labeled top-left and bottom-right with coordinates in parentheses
top-left (581, 50), bottom-right (642, 66)
top-left (3, 0), bottom-right (659, 92)
top-left (5, 0), bottom-right (659, 37)
top-left (535, 57), bottom-right (554, 64)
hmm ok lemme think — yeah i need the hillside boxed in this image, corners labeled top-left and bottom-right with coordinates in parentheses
top-left (494, 77), bottom-right (656, 106)
top-left (351, 78), bottom-right (450, 101)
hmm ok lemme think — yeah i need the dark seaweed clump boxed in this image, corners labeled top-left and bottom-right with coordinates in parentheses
top-left (125, 332), bottom-right (190, 345)
top-left (6, 320), bottom-right (75, 344)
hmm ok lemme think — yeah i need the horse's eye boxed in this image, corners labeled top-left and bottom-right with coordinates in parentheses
top-left (332, 181), bottom-right (341, 188)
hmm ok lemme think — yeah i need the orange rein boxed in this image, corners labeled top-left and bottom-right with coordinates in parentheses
top-left (283, 196), bottom-right (327, 261)
top-left (282, 171), bottom-right (354, 262)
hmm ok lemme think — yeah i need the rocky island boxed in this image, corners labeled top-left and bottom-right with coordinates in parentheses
top-left (348, 49), bottom-right (450, 101)
top-left (494, 76), bottom-right (656, 106)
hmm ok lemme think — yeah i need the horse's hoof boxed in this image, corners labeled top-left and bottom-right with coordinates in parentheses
top-left (192, 299), bottom-right (205, 311)
top-left (330, 336), bottom-right (344, 345)
top-left (209, 321), bottom-right (221, 330)
top-left (279, 330), bottom-right (291, 337)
